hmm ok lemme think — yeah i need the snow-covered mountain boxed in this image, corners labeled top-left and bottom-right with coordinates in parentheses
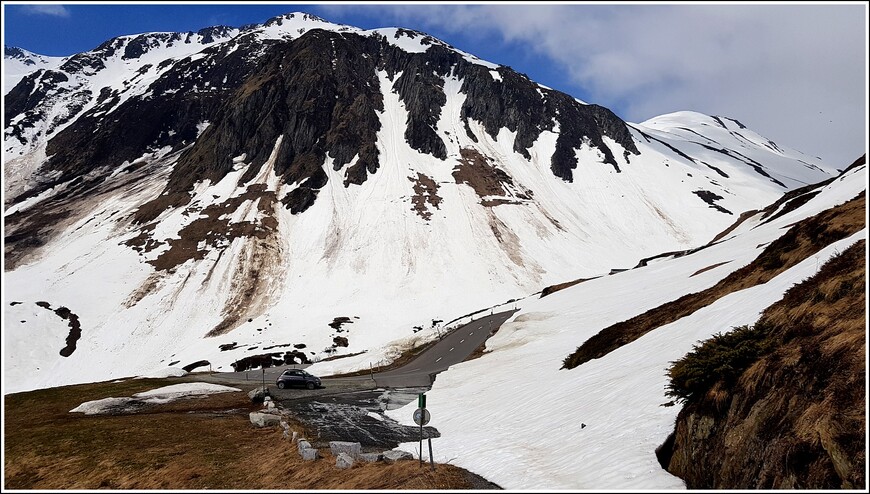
top-left (3, 12), bottom-right (839, 394)
top-left (3, 46), bottom-right (65, 94)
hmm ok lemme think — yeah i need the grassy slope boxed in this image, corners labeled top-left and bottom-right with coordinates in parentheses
top-left (663, 239), bottom-right (866, 488)
top-left (3, 378), bottom-right (482, 489)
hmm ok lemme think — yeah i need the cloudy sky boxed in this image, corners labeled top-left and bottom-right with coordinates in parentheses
top-left (4, 2), bottom-right (867, 168)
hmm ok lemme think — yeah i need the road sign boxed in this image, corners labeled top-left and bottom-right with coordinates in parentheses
top-left (413, 407), bottom-right (431, 426)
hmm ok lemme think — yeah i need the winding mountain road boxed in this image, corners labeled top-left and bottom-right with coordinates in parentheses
top-left (191, 308), bottom-right (517, 449)
top-left (358, 309), bottom-right (516, 387)
top-left (198, 308), bottom-right (516, 390)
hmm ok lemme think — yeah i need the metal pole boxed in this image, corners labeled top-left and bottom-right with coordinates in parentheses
top-left (428, 437), bottom-right (435, 471)
top-left (419, 422), bottom-right (423, 467)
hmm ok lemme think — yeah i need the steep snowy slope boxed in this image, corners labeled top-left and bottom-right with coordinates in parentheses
top-left (3, 13), bottom-right (839, 393)
top-left (383, 163), bottom-right (866, 489)
top-left (3, 46), bottom-right (65, 94)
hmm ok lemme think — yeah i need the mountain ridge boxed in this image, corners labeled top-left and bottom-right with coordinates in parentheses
top-left (3, 11), bottom-right (839, 395)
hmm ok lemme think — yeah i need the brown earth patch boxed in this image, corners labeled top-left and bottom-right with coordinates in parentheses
top-left (562, 192), bottom-right (865, 369)
top-left (409, 173), bottom-right (442, 221)
top-left (481, 198), bottom-right (521, 207)
top-left (3, 378), bottom-right (485, 489)
top-left (145, 184), bottom-right (278, 272)
top-left (452, 148), bottom-right (511, 200)
top-left (124, 221), bottom-right (161, 254)
top-left (170, 184), bottom-right (283, 338)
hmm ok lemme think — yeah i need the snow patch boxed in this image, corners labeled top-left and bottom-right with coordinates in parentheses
top-left (134, 367), bottom-right (188, 379)
top-left (70, 382), bottom-right (241, 414)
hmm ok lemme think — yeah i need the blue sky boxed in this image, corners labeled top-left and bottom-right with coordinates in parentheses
top-left (3, 2), bottom-right (867, 168)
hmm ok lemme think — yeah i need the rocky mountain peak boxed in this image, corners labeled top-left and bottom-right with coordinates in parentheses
top-left (5, 45), bottom-right (34, 63)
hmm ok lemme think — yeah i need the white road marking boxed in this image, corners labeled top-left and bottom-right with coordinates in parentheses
top-left (460, 339), bottom-right (465, 343)
top-left (470, 332), bottom-right (474, 335)
top-left (450, 347), bottom-right (454, 352)
top-left (435, 357), bottom-right (442, 363)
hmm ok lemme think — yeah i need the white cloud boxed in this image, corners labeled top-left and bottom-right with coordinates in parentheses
top-left (324, 3), bottom-right (867, 168)
top-left (20, 4), bottom-right (71, 18)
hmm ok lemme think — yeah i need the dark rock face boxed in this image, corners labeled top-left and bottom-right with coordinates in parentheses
top-left (171, 30), bottom-right (386, 216)
top-left (6, 19), bottom-right (640, 222)
top-left (170, 28), bottom-right (639, 215)
top-left (693, 190), bottom-right (733, 215)
top-left (182, 360), bottom-right (211, 372)
top-left (457, 63), bottom-right (638, 180)
top-left (39, 38), bottom-right (259, 212)
top-left (4, 69), bottom-right (78, 145)
top-left (197, 25), bottom-right (235, 44)
top-left (5, 46), bottom-right (35, 63)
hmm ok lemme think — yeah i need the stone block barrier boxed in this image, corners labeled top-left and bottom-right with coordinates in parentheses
top-left (335, 452), bottom-right (355, 469)
top-left (329, 441), bottom-right (361, 459)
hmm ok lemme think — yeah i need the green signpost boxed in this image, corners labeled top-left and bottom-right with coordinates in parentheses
top-left (414, 393), bottom-right (434, 468)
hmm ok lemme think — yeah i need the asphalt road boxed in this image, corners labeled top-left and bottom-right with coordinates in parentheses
top-left (361, 309), bottom-right (517, 388)
top-left (194, 309), bottom-right (516, 392)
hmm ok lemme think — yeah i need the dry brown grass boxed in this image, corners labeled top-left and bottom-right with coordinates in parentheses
top-left (3, 378), bottom-right (486, 490)
top-left (709, 209), bottom-right (760, 243)
top-left (689, 261), bottom-right (732, 277)
top-left (664, 239), bottom-right (866, 489)
top-left (540, 277), bottom-right (597, 298)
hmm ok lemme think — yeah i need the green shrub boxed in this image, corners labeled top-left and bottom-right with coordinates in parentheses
top-left (666, 322), bottom-right (773, 403)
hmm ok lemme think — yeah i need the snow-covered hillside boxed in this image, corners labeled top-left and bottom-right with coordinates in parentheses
top-left (3, 46), bottom-right (64, 93)
top-left (3, 12), bottom-right (841, 394)
top-left (383, 163), bottom-right (866, 489)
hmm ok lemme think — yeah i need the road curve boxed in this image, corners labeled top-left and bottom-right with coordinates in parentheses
top-left (191, 309), bottom-right (517, 391)
top-left (336, 309), bottom-right (516, 388)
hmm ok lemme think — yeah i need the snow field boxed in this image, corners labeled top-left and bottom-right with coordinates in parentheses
top-left (384, 168), bottom-right (866, 489)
